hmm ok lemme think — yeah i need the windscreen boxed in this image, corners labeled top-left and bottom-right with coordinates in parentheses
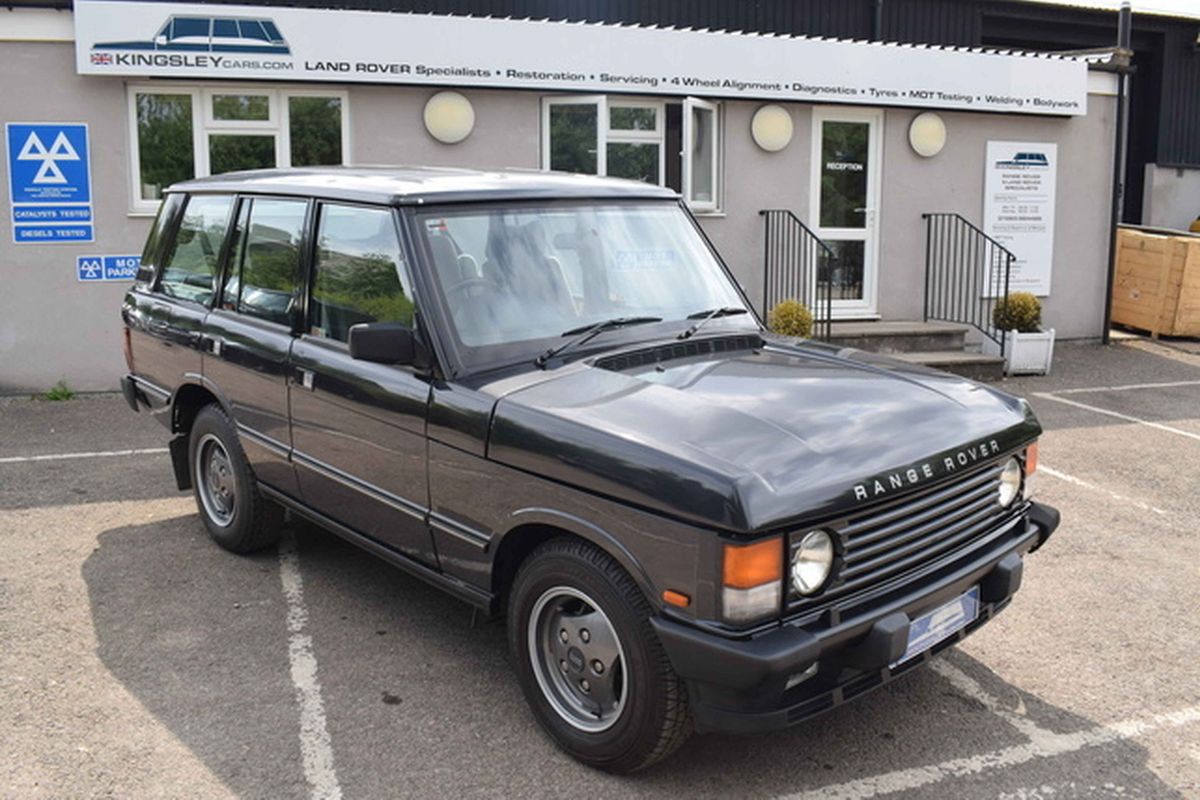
top-left (416, 201), bottom-right (747, 370)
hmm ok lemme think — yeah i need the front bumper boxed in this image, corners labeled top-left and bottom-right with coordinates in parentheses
top-left (651, 500), bottom-right (1060, 734)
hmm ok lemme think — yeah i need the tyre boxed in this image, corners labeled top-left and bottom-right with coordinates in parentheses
top-left (188, 403), bottom-right (283, 554)
top-left (508, 538), bottom-right (692, 773)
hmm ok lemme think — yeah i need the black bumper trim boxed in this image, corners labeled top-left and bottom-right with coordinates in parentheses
top-left (120, 374), bottom-right (143, 412)
top-left (653, 502), bottom-right (1060, 734)
top-left (1028, 501), bottom-right (1060, 551)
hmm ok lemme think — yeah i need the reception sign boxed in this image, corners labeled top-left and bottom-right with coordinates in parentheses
top-left (74, 1), bottom-right (1088, 116)
top-left (983, 141), bottom-right (1059, 296)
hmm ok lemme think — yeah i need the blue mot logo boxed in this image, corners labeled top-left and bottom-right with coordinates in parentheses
top-left (92, 16), bottom-right (290, 56)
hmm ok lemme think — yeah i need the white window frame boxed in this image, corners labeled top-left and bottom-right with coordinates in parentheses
top-left (127, 83), bottom-right (350, 214)
top-left (540, 94), bottom-right (720, 212)
top-left (202, 88), bottom-right (278, 129)
top-left (605, 99), bottom-right (666, 187)
top-left (541, 94), bottom-right (608, 175)
top-left (682, 97), bottom-right (721, 214)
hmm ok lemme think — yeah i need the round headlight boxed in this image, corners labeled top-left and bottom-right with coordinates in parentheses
top-left (792, 530), bottom-right (835, 595)
top-left (998, 457), bottom-right (1022, 507)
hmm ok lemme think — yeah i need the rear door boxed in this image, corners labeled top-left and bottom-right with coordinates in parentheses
top-left (127, 193), bottom-right (233, 403)
top-left (289, 202), bottom-right (436, 565)
top-left (203, 195), bottom-right (309, 497)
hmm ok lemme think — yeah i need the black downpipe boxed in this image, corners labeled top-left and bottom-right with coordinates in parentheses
top-left (873, 0), bottom-right (884, 41)
top-left (1102, 2), bottom-right (1134, 345)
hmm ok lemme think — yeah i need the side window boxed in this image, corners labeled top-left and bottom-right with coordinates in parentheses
top-left (310, 204), bottom-right (413, 342)
top-left (222, 197), bottom-right (307, 326)
top-left (157, 193), bottom-right (234, 304)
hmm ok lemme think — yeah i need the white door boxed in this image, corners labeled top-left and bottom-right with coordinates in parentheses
top-left (810, 108), bottom-right (883, 317)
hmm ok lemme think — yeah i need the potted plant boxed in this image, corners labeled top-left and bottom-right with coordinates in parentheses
top-left (768, 299), bottom-right (814, 338)
top-left (984, 292), bottom-right (1056, 375)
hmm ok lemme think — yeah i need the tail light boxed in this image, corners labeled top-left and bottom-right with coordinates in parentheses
top-left (123, 327), bottom-right (134, 371)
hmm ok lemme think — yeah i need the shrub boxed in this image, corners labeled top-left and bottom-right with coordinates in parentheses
top-left (992, 292), bottom-right (1042, 334)
top-left (768, 299), bottom-right (814, 338)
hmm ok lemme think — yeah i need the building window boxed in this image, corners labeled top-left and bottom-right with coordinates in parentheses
top-left (128, 85), bottom-right (348, 213)
top-left (541, 95), bottom-right (721, 212)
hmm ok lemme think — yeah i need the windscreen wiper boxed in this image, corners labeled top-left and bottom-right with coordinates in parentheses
top-left (535, 316), bottom-right (663, 368)
top-left (676, 306), bottom-right (748, 340)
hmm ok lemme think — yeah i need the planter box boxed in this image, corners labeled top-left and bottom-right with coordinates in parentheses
top-left (1111, 226), bottom-right (1200, 338)
top-left (983, 328), bottom-right (1056, 375)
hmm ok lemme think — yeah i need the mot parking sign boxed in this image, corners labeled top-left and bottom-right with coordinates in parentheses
top-left (6, 123), bottom-right (95, 244)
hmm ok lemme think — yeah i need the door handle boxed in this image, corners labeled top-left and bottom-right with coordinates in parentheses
top-left (295, 367), bottom-right (315, 390)
top-left (202, 334), bottom-right (223, 356)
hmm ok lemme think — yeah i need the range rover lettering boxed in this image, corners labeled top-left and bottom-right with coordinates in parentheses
top-left (120, 167), bottom-right (1060, 773)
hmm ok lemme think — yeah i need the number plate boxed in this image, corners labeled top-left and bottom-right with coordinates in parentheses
top-left (891, 586), bottom-right (980, 668)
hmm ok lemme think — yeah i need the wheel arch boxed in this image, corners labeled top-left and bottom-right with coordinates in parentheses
top-left (169, 376), bottom-right (231, 436)
top-left (165, 377), bottom-right (231, 490)
top-left (490, 509), bottom-right (660, 615)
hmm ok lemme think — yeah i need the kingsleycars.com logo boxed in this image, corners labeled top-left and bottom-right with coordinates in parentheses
top-left (90, 15), bottom-right (292, 66)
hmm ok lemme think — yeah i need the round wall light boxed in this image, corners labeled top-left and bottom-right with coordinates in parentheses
top-left (423, 91), bottom-right (475, 144)
top-left (751, 104), bottom-right (794, 152)
top-left (908, 112), bottom-right (947, 158)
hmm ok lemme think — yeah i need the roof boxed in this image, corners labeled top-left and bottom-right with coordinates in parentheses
top-left (170, 166), bottom-right (679, 205)
top-left (1017, 0), bottom-right (1200, 22)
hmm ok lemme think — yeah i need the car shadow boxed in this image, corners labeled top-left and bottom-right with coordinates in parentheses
top-left (83, 515), bottom-right (1187, 799)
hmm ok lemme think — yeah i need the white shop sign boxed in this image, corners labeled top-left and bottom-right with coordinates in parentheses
top-left (983, 141), bottom-right (1059, 296)
top-left (74, 0), bottom-right (1087, 116)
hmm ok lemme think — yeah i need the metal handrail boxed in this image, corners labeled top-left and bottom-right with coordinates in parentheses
top-left (759, 209), bottom-right (835, 341)
top-left (922, 212), bottom-right (1016, 356)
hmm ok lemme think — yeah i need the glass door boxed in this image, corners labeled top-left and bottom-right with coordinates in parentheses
top-left (810, 108), bottom-right (882, 317)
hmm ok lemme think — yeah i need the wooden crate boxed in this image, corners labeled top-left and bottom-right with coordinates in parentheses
top-left (1111, 226), bottom-right (1200, 338)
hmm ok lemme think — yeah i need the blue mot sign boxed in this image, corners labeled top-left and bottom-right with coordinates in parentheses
top-left (6, 123), bottom-right (95, 244)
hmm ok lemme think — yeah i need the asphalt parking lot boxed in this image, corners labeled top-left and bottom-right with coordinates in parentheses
top-left (2, 336), bottom-right (1198, 800)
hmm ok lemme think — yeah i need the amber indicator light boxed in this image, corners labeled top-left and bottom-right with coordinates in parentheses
top-left (662, 589), bottom-right (691, 608)
top-left (722, 538), bottom-right (783, 589)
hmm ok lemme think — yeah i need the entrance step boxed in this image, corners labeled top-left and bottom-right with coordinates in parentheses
top-left (829, 321), bottom-right (968, 354)
top-left (889, 351), bottom-right (1006, 383)
top-left (826, 321), bottom-right (1004, 381)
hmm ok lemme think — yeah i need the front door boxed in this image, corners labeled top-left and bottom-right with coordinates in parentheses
top-left (288, 201), bottom-right (436, 566)
top-left (811, 108), bottom-right (883, 317)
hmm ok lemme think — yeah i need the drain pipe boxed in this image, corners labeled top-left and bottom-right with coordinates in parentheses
top-left (873, 0), bottom-right (884, 40)
top-left (1102, 1), bottom-right (1134, 345)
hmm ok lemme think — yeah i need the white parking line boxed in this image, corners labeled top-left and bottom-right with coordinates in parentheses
top-left (928, 660), bottom-right (1055, 743)
top-left (1051, 380), bottom-right (1200, 395)
top-left (776, 704), bottom-right (1200, 800)
top-left (278, 530), bottom-right (343, 800)
top-left (1039, 465), bottom-right (1168, 516)
top-left (0, 447), bottom-right (169, 464)
top-left (1032, 392), bottom-right (1200, 443)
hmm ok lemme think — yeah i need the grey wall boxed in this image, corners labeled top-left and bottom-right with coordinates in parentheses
top-left (1142, 164), bottom-right (1200, 231)
top-left (0, 40), bottom-right (1115, 393)
top-left (875, 99), bottom-right (1116, 335)
top-left (1, 42), bottom-right (149, 394)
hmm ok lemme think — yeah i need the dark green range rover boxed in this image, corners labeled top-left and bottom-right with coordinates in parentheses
top-left (121, 167), bottom-right (1059, 772)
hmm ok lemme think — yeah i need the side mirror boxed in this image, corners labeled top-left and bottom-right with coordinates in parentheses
top-left (348, 322), bottom-right (416, 365)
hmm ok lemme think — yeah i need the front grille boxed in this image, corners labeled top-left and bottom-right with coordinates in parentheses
top-left (789, 460), bottom-right (1018, 612)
